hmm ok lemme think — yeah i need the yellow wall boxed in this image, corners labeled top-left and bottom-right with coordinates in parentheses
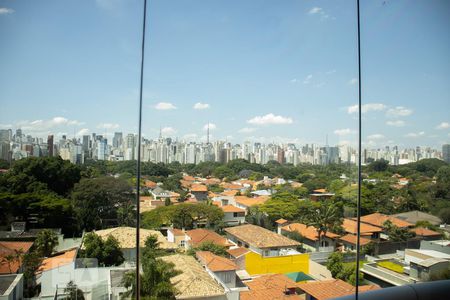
top-left (244, 251), bottom-right (309, 275)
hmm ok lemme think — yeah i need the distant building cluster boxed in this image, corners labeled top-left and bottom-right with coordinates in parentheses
top-left (0, 128), bottom-right (446, 165)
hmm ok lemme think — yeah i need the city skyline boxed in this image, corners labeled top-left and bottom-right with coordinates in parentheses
top-left (1, 0), bottom-right (449, 148)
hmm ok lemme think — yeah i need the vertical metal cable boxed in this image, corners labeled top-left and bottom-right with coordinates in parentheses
top-left (136, 0), bottom-right (147, 298)
top-left (355, 0), bottom-right (362, 299)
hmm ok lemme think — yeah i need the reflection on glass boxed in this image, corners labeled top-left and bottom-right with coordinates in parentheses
top-left (0, 1), bottom-right (449, 300)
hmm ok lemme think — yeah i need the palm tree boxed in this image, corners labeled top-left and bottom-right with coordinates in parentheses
top-left (302, 202), bottom-right (342, 249)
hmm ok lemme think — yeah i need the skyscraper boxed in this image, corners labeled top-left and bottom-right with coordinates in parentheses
top-left (113, 132), bottom-right (123, 148)
top-left (443, 144), bottom-right (450, 163)
top-left (47, 135), bottom-right (54, 157)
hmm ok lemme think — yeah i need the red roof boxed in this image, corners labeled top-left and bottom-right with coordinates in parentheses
top-left (298, 279), bottom-right (379, 300)
top-left (275, 218), bottom-right (288, 225)
top-left (281, 223), bottom-right (339, 242)
top-left (411, 227), bottom-right (441, 237)
top-left (342, 218), bottom-right (382, 235)
top-left (227, 247), bottom-right (250, 258)
top-left (359, 213), bottom-right (413, 228)
top-left (339, 234), bottom-right (372, 246)
top-left (222, 205), bottom-right (245, 213)
top-left (0, 241), bottom-right (34, 274)
top-left (191, 184), bottom-right (208, 192)
top-left (240, 274), bottom-right (301, 300)
top-left (196, 251), bottom-right (238, 272)
top-left (186, 229), bottom-right (232, 247)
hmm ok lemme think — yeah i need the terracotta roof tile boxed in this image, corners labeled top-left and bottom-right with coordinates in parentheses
top-left (161, 254), bottom-right (225, 298)
top-left (0, 241), bottom-right (34, 274)
top-left (225, 224), bottom-right (300, 249)
top-left (191, 184), bottom-right (208, 192)
top-left (169, 228), bottom-right (185, 236)
top-left (196, 251), bottom-right (238, 271)
top-left (226, 247), bottom-right (250, 258)
top-left (342, 218), bottom-right (382, 235)
top-left (339, 234), bottom-right (371, 246)
top-left (39, 249), bottom-right (77, 272)
top-left (281, 223), bottom-right (339, 242)
top-left (221, 205), bottom-right (245, 213)
top-left (359, 213), bottom-right (413, 228)
top-left (240, 274), bottom-right (301, 300)
top-left (275, 218), bottom-right (289, 225)
top-left (411, 227), bottom-right (441, 237)
top-left (186, 229), bottom-right (232, 247)
top-left (221, 190), bottom-right (239, 197)
top-left (298, 279), bottom-right (379, 300)
top-left (234, 196), bottom-right (269, 207)
top-left (94, 227), bottom-right (176, 249)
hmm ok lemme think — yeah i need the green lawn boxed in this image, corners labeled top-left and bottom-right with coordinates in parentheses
top-left (377, 261), bottom-right (404, 274)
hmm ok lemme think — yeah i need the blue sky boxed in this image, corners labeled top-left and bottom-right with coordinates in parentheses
top-left (0, 0), bottom-right (449, 148)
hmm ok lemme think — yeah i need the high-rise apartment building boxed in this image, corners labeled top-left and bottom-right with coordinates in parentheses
top-left (443, 144), bottom-right (450, 163)
top-left (113, 132), bottom-right (123, 148)
top-left (47, 135), bottom-right (54, 157)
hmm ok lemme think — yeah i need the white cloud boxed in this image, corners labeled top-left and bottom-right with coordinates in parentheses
top-left (203, 123), bottom-right (217, 131)
top-left (348, 78), bottom-right (358, 85)
top-left (386, 120), bottom-right (405, 127)
top-left (76, 128), bottom-right (90, 136)
top-left (303, 74), bottom-right (313, 84)
top-left (0, 8), bottom-right (14, 15)
top-left (13, 117), bottom-right (84, 132)
top-left (238, 127), bottom-right (257, 134)
top-left (0, 123), bottom-right (13, 129)
top-left (247, 113), bottom-right (293, 125)
top-left (405, 131), bottom-right (425, 138)
top-left (308, 7), bottom-right (329, 19)
top-left (334, 128), bottom-right (355, 136)
top-left (436, 122), bottom-right (450, 130)
top-left (154, 102), bottom-right (177, 110)
top-left (161, 127), bottom-right (176, 135)
top-left (97, 123), bottom-right (120, 129)
top-left (193, 102), bottom-right (210, 110)
top-left (347, 103), bottom-right (386, 114)
top-left (386, 106), bottom-right (413, 117)
top-left (367, 134), bottom-right (385, 140)
top-left (290, 78), bottom-right (299, 83)
top-left (308, 7), bottom-right (322, 14)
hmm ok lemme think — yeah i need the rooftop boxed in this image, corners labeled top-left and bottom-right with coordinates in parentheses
top-left (297, 279), bottom-right (380, 300)
top-left (226, 247), bottom-right (250, 258)
top-left (39, 249), bottom-right (77, 272)
top-left (359, 213), bottom-right (413, 228)
top-left (186, 228), bottom-right (232, 247)
top-left (161, 254), bottom-right (225, 299)
top-left (342, 218), bottom-right (383, 235)
top-left (94, 227), bottom-right (176, 249)
top-left (190, 184), bottom-right (208, 192)
top-left (196, 251), bottom-right (238, 272)
top-left (339, 234), bottom-right (372, 246)
top-left (240, 274), bottom-right (301, 300)
top-left (221, 205), bottom-right (245, 213)
top-left (234, 195), bottom-right (269, 207)
top-left (0, 274), bottom-right (20, 296)
top-left (393, 211), bottom-right (442, 226)
top-left (225, 224), bottom-right (300, 249)
top-left (281, 223), bottom-right (339, 242)
top-left (0, 241), bottom-right (34, 274)
top-left (411, 227), bottom-right (441, 237)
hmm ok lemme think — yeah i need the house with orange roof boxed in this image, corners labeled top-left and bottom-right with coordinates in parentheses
top-left (221, 205), bottom-right (246, 226)
top-left (410, 227), bottom-right (441, 241)
top-left (226, 247), bottom-right (250, 270)
top-left (310, 189), bottom-right (335, 201)
top-left (196, 251), bottom-right (241, 291)
top-left (190, 184), bottom-right (208, 201)
top-left (167, 228), bottom-right (185, 248)
top-left (0, 241), bottom-right (34, 275)
top-left (240, 273), bottom-right (302, 300)
top-left (280, 222), bottom-right (339, 252)
top-left (341, 218), bottom-right (382, 239)
top-left (297, 279), bottom-right (379, 300)
top-left (144, 180), bottom-right (157, 189)
top-left (338, 234), bottom-right (372, 251)
top-left (359, 212), bottom-right (414, 229)
top-left (234, 196), bottom-right (269, 211)
top-left (185, 229), bottom-right (234, 250)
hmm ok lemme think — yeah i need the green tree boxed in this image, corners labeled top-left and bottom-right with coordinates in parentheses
top-left (187, 241), bottom-right (228, 257)
top-left (382, 220), bottom-right (416, 242)
top-left (79, 232), bottom-right (124, 267)
top-left (212, 166), bottom-right (235, 179)
top-left (22, 251), bottom-right (43, 298)
top-left (63, 281), bottom-right (85, 300)
top-left (35, 229), bottom-right (58, 257)
top-left (302, 201), bottom-right (343, 247)
top-left (326, 252), bottom-right (344, 278)
top-left (121, 236), bottom-right (180, 299)
top-left (71, 177), bottom-right (133, 231)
